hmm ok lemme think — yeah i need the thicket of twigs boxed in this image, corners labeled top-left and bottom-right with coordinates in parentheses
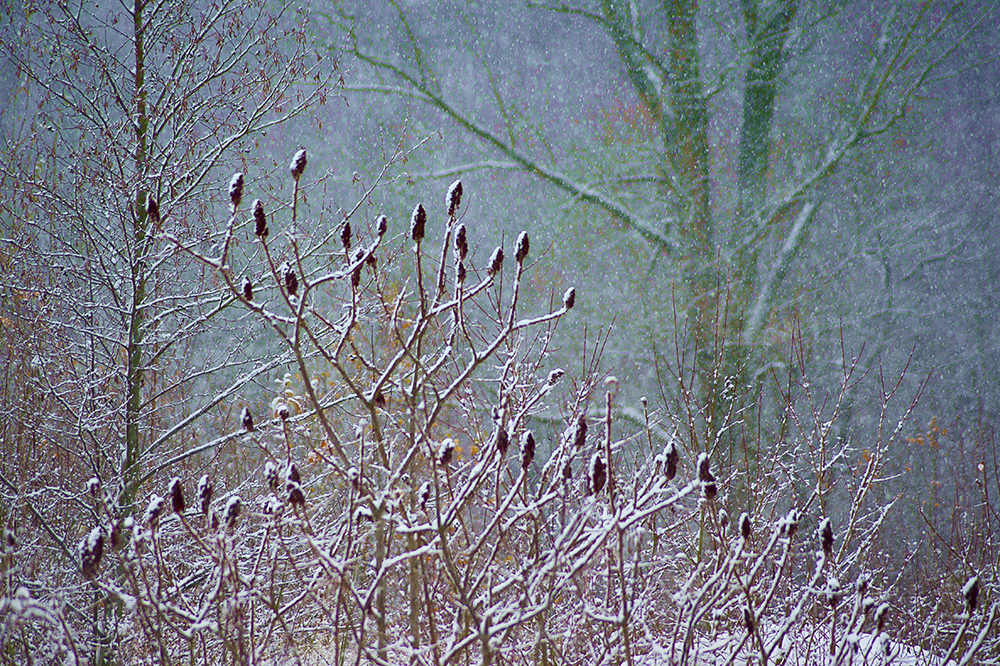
top-left (2, 154), bottom-right (997, 666)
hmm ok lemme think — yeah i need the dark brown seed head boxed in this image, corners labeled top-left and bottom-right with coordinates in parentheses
top-left (229, 173), bottom-right (244, 212)
top-left (410, 203), bottom-right (426, 243)
top-left (146, 197), bottom-right (160, 229)
top-left (198, 475), bottom-right (213, 515)
top-left (820, 518), bottom-right (834, 557)
top-left (241, 407), bottom-right (254, 432)
top-left (698, 453), bottom-right (716, 500)
top-left (376, 215), bottom-right (387, 237)
top-left (521, 431), bottom-right (535, 470)
top-left (665, 442), bottom-right (678, 482)
top-left (288, 483), bottom-right (305, 506)
top-left (739, 512), bottom-right (752, 541)
top-left (241, 278), bottom-right (253, 302)
top-left (224, 496), bottom-right (242, 527)
top-left (253, 199), bottom-right (268, 238)
top-left (341, 221), bottom-right (352, 251)
top-left (563, 287), bottom-right (576, 310)
top-left (590, 453), bottom-right (606, 495)
top-left (495, 427), bottom-right (509, 456)
top-left (574, 414), bottom-right (587, 450)
top-left (290, 149), bottom-right (307, 181)
top-left (447, 179), bottom-right (463, 218)
top-left (488, 246), bottom-right (504, 276)
top-left (515, 231), bottom-right (529, 264)
top-left (454, 223), bottom-right (468, 261)
top-left (169, 477), bottom-right (185, 514)
top-left (964, 576), bottom-right (980, 613)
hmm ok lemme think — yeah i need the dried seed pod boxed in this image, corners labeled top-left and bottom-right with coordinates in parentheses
top-left (488, 246), bottom-right (504, 276)
top-left (515, 231), bottom-right (529, 264)
top-left (290, 149), bottom-right (307, 181)
top-left (419, 481), bottom-right (431, 512)
top-left (875, 602), bottom-right (889, 633)
top-left (546, 368), bottom-right (564, 385)
top-left (563, 458), bottom-right (573, 480)
top-left (374, 389), bottom-right (386, 409)
top-left (782, 508), bottom-right (800, 538)
top-left (590, 452), bottom-right (606, 496)
top-left (80, 527), bottom-right (104, 580)
top-left (109, 520), bottom-right (122, 551)
top-left (697, 452), bottom-right (716, 500)
top-left (743, 606), bottom-right (755, 632)
top-left (454, 223), bottom-right (468, 261)
top-left (376, 215), bottom-right (387, 237)
top-left (253, 199), bottom-right (268, 238)
top-left (229, 172), bottom-right (244, 212)
top-left (145, 495), bottom-right (164, 528)
top-left (820, 518), bottom-right (834, 558)
top-left (87, 476), bottom-right (101, 496)
top-left (963, 575), bottom-right (980, 613)
top-left (198, 474), bottom-right (213, 516)
top-left (562, 287), bottom-right (576, 310)
top-left (278, 405), bottom-right (290, 421)
top-left (456, 261), bottom-right (467, 284)
top-left (347, 466), bottom-right (360, 489)
top-left (410, 203), bottom-right (426, 243)
top-left (520, 431), bottom-right (535, 470)
top-left (739, 512), bottom-right (752, 542)
top-left (664, 440), bottom-right (678, 482)
top-left (287, 462), bottom-right (301, 485)
top-left (241, 278), bottom-right (253, 302)
top-left (224, 496), bottom-right (242, 527)
top-left (341, 221), bottom-right (352, 250)
top-left (574, 414), bottom-right (587, 450)
top-left (241, 407), bottom-right (254, 432)
top-left (146, 196), bottom-right (160, 229)
top-left (446, 179), bottom-right (463, 218)
top-left (169, 477), bottom-right (185, 514)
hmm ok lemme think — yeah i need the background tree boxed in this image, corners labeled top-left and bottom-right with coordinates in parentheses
top-left (0, 0), bottom-right (335, 659)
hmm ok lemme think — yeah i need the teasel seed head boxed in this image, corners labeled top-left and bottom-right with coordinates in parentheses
top-left (169, 477), bottom-right (185, 514)
top-left (282, 262), bottom-right (298, 296)
top-left (446, 179), bottom-right (463, 218)
top-left (739, 512), bottom-right (752, 542)
top-left (664, 440), bottom-right (678, 482)
top-left (820, 518), bottom-right (834, 558)
top-left (253, 199), bottom-right (268, 238)
top-left (488, 246), bottom-right (504, 277)
top-left (456, 260), bottom-right (467, 285)
top-left (241, 278), bottom-right (253, 302)
top-left (229, 172), bottom-right (244, 213)
top-left (290, 149), bottom-right (307, 181)
top-left (520, 431), bottom-right (535, 470)
top-left (454, 223), bottom-right (468, 261)
top-left (376, 215), bottom-right (388, 237)
top-left (562, 287), bottom-right (576, 310)
top-left (743, 606), bottom-right (755, 632)
top-left (198, 474), bottom-right (213, 516)
top-left (438, 439), bottom-right (455, 467)
top-left (241, 406), bottom-right (254, 432)
top-left (590, 452), bottom-right (606, 496)
top-left (341, 221), bottom-right (352, 251)
top-left (495, 426), bottom-right (509, 456)
top-left (515, 230), bottom-right (529, 264)
top-left (410, 203), bottom-right (426, 243)
top-left (419, 481), bottom-right (431, 512)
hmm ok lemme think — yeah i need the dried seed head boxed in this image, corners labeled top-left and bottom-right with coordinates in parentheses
top-left (341, 221), bottom-right (352, 251)
top-left (110, 521), bottom-right (122, 551)
top-left (198, 474), bottom-right (213, 515)
top-left (87, 476), bottom-right (101, 496)
top-left (562, 287), bottom-right (576, 310)
top-left (697, 452), bottom-right (716, 500)
top-left (80, 527), bottom-right (104, 580)
top-left (563, 458), bottom-right (573, 480)
top-left (146, 196), bottom-right (160, 229)
top-left (229, 172), bottom-right (244, 212)
top-left (875, 602), bottom-right (889, 632)
top-left (241, 407), bottom-right (254, 432)
top-left (446, 179), bottom-right (463, 218)
top-left (739, 512), bottom-right (752, 542)
top-left (374, 389), bottom-right (386, 409)
top-left (456, 260), bottom-right (467, 284)
top-left (169, 477), bottom-right (185, 514)
top-left (574, 414), bottom-right (587, 450)
top-left (287, 462), bottom-right (301, 486)
top-left (418, 481), bottom-right (431, 511)
top-left (454, 223), bottom-right (468, 261)
top-left (438, 439), bottom-right (455, 467)
top-left (590, 452), bottom-right (607, 496)
top-left (253, 199), bottom-right (268, 238)
top-left (278, 405), bottom-right (290, 421)
top-left (145, 495), bottom-right (164, 528)
top-left (743, 606), bottom-right (755, 632)
top-left (352, 264), bottom-right (362, 288)
top-left (282, 263), bottom-right (298, 296)
top-left (264, 461), bottom-right (279, 491)
top-left (410, 203), bottom-right (426, 243)
top-left (820, 518), bottom-right (834, 557)
top-left (288, 482), bottom-right (305, 506)
top-left (488, 246), bottom-right (504, 276)
top-left (347, 466), bottom-right (360, 489)
top-left (241, 278), bottom-right (253, 302)
top-left (290, 149), bottom-right (307, 181)
top-left (376, 215), bottom-right (388, 237)
top-left (224, 496), bottom-right (242, 528)
top-left (963, 575), bottom-right (980, 613)
top-left (664, 441), bottom-right (678, 482)
top-left (495, 426), bottom-right (510, 456)
top-left (782, 508), bottom-right (800, 538)
top-left (547, 368), bottom-right (565, 385)
top-left (520, 431), bottom-right (536, 470)
top-left (515, 231), bottom-right (529, 264)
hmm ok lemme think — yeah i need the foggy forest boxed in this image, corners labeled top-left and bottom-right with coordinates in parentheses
top-left (0, 0), bottom-right (998, 664)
